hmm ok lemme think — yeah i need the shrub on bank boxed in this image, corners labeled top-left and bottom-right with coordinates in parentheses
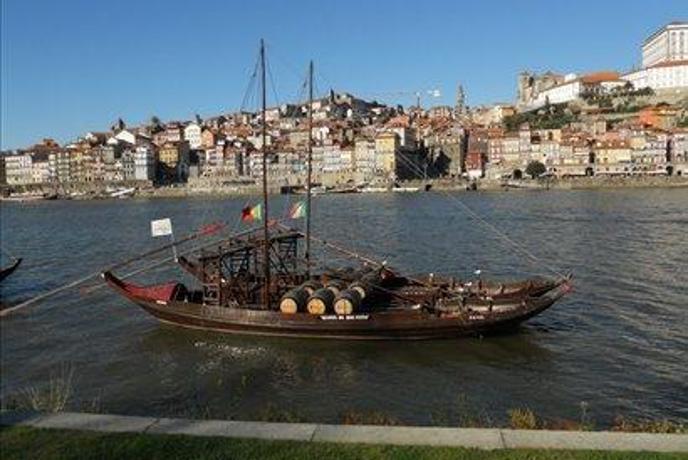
top-left (508, 408), bottom-right (539, 430)
top-left (612, 416), bottom-right (686, 434)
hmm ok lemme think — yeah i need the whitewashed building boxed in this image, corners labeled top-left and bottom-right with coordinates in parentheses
top-left (534, 72), bottom-right (626, 105)
top-left (184, 122), bottom-right (202, 149)
top-left (114, 129), bottom-right (136, 146)
top-left (134, 145), bottom-right (156, 181)
top-left (31, 159), bottom-right (51, 184)
top-left (204, 140), bottom-right (226, 171)
top-left (322, 144), bottom-right (343, 173)
top-left (121, 150), bottom-right (136, 181)
top-left (622, 22), bottom-right (688, 94)
top-left (622, 62), bottom-right (688, 93)
top-left (642, 22), bottom-right (688, 68)
top-left (50, 151), bottom-right (73, 183)
top-left (354, 138), bottom-right (376, 179)
top-left (5, 154), bottom-right (33, 185)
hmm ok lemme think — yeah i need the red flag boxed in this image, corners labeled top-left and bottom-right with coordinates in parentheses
top-left (199, 222), bottom-right (225, 236)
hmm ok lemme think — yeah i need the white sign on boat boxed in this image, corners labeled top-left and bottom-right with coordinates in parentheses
top-left (151, 218), bottom-right (173, 237)
top-left (320, 314), bottom-right (370, 321)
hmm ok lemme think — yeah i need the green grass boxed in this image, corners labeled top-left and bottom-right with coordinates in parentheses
top-left (1, 426), bottom-right (686, 460)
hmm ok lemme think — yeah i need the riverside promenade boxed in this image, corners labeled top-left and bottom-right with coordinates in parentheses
top-left (2, 412), bottom-right (687, 453)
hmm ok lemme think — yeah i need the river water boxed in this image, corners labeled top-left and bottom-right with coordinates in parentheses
top-left (1, 189), bottom-right (686, 426)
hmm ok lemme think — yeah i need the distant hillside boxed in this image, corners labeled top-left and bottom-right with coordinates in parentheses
top-left (505, 91), bottom-right (688, 130)
top-left (504, 103), bottom-right (578, 130)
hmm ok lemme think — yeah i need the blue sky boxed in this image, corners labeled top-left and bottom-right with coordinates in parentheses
top-left (1, 0), bottom-right (685, 149)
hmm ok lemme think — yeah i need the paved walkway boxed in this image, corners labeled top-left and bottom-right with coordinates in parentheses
top-left (2, 411), bottom-right (687, 452)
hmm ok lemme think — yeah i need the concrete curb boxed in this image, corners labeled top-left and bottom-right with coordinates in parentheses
top-left (2, 411), bottom-right (687, 452)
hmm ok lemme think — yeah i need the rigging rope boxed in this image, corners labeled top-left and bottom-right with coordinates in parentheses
top-left (239, 48), bottom-right (260, 112)
top-left (266, 52), bottom-right (281, 109)
top-left (381, 150), bottom-right (569, 279)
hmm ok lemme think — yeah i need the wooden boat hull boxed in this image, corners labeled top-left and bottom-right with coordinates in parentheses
top-left (0, 258), bottom-right (21, 283)
top-left (102, 271), bottom-right (571, 340)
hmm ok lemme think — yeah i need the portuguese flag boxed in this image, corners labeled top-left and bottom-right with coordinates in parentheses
top-left (241, 203), bottom-right (262, 222)
top-left (289, 200), bottom-right (307, 219)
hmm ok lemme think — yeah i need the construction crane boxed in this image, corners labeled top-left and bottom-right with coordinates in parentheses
top-left (364, 88), bottom-right (441, 109)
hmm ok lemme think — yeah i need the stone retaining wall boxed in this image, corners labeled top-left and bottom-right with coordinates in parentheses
top-left (2, 412), bottom-right (686, 452)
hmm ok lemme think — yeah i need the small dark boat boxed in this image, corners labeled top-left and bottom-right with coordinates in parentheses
top-left (103, 44), bottom-right (572, 340)
top-left (0, 258), bottom-right (21, 283)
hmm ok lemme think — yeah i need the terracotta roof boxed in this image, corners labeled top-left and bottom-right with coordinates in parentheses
top-left (385, 115), bottom-right (411, 129)
top-left (580, 71), bottom-right (620, 83)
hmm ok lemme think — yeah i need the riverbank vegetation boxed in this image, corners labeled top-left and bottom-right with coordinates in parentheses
top-left (3, 383), bottom-right (685, 434)
top-left (1, 426), bottom-right (685, 460)
top-left (3, 364), bottom-right (686, 434)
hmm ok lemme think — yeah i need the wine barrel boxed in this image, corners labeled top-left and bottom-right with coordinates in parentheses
top-left (350, 282), bottom-right (366, 299)
top-left (300, 280), bottom-right (322, 296)
top-left (349, 268), bottom-right (386, 300)
top-left (333, 289), bottom-right (362, 316)
top-left (307, 288), bottom-right (335, 315)
top-left (279, 287), bottom-right (309, 314)
top-left (324, 279), bottom-right (347, 296)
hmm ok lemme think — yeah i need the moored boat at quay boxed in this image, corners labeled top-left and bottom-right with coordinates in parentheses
top-left (0, 192), bottom-right (57, 202)
top-left (102, 262), bottom-right (571, 340)
top-left (103, 42), bottom-right (572, 339)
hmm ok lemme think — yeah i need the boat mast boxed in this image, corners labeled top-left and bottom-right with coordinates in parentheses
top-left (260, 39), bottom-right (270, 306)
top-left (306, 60), bottom-right (313, 273)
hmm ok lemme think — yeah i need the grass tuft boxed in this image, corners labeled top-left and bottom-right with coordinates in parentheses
top-left (19, 364), bottom-right (75, 413)
top-left (253, 404), bottom-right (307, 423)
top-left (612, 416), bottom-right (686, 434)
top-left (508, 407), bottom-right (539, 430)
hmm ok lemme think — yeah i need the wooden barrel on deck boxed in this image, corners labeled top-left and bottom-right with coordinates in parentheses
top-left (333, 289), bottom-right (362, 316)
top-left (300, 280), bottom-right (322, 296)
top-left (324, 279), bottom-right (347, 296)
top-left (349, 269), bottom-right (386, 301)
top-left (279, 288), bottom-right (309, 314)
top-left (307, 288), bottom-right (335, 315)
top-left (350, 282), bottom-right (367, 300)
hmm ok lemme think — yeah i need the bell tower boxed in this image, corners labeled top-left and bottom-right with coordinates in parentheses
top-left (455, 84), bottom-right (466, 116)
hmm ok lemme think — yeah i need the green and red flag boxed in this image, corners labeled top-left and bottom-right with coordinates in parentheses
top-left (241, 203), bottom-right (262, 222)
top-left (288, 200), bottom-right (307, 219)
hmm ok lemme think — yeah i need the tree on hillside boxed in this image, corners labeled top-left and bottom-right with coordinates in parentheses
top-left (525, 160), bottom-right (547, 179)
top-left (150, 116), bottom-right (163, 133)
top-left (110, 118), bottom-right (126, 132)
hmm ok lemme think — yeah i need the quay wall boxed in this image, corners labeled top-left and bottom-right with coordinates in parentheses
top-left (2, 175), bottom-right (687, 200)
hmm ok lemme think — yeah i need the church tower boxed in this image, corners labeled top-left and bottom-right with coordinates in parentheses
top-left (455, 84), bottom-right (466, 116)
